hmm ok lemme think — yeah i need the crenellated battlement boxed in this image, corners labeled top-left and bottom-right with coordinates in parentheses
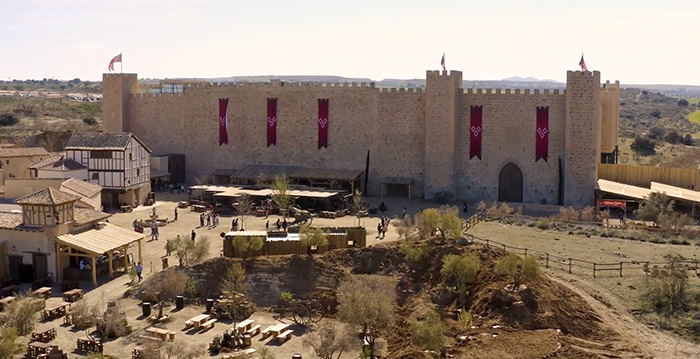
top-left (134, 93), bottom-right (184, 98)
top-left (464, 88), bottom-right (565, 95)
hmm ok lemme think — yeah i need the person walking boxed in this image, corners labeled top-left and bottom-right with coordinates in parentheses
top-left (276, 218), bottom-right (281, 230)
top-left (200, 213), bottom-right (204, 227)
top-left (463, 202), bottom-right (468, 214)
top-left (206, 213), bottom-right (211, 227)
top-left (377, 221), bottom-right (382, 239)
top-left (401, 207), bottom-right (407, 219)
top-left (135, 262), bottom-right (143, 282)
top-left (166, 238), bottom-right (172, 256)
top-left (191, 229), bottom-right (196, 242)
top-left (265, 220), bottom-right (269, 230)
top-left (174, 207), bottom-right (178, 221)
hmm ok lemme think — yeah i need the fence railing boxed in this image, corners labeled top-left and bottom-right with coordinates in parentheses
top-left (465, 233), bottom-right (699, 279)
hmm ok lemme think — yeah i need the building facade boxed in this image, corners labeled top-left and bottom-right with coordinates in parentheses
top-left (0, 147), bottom-right (50, 187)
top-left (64, 133), bottom-right (151, 208)
top-left (102, 69), bottom-right (619, 206)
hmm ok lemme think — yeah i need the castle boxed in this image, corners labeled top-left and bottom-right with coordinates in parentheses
top-left (102, 69), bottom-right (619, 206)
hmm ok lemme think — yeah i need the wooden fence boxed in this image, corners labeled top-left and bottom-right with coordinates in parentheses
top-left (223, 227), bottom-right (367, 258)
top-left (598, 163), bottom-right (700, 190)
top-left (468, 234), bottom-right (699, 279)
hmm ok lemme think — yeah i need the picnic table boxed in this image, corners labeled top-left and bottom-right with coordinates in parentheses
top-left (41, 302), bottom-right (70, 321)
top-left (63, 288), bottom-right (83, 302)
top-left (320, 211), bottom-right (336, 219)
top-left (191, 204), bottom-right (206, 212)
top-left (26, 341), bottom-right (58, 358)
top-left (145, 327), bottom-right (175, 341)
top-left (34, 286), bottom-right (52, 299)
top-left (178, 201), bottom-right (189, 208)
top-left (261, 323), bottom-right (291, 339)
top-left (233, 319), bottom-right (255, 334)
top-left (121, 204), bottom-right (133, 213)
top-left (0, 295), bottom-right (16, 310)
top-left (31, 328), bottom-right (57, 343)
top-left (185, 313), bottom-right (211, 329)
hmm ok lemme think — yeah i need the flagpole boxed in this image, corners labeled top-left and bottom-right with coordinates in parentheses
top-left (120, 53), bottom-right (123, 74)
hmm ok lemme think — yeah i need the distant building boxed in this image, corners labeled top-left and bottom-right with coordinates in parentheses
top-left (28, 155), bottom-right (88, 180)
top-left (0, 147), bottom-right (50, 187)
top-left (64, 132), bottom-right (151, 208)
top-left (59, 178), bottom-right (103, 211)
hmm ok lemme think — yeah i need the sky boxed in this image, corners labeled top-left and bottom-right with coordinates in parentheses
top-left (1, 0), bottom-right (699, 85)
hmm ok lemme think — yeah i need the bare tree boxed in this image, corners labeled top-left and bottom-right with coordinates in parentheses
top-left (0, 295), bottom-right (44, 335)
top-left (143, 270), bottom-right (187, 319)
top-left (166, 235), bottom-right (209, 266)
top-left (220, 262), bottom-right (248, 345)
top-left (303, 323), bottom-right (351, 359)
top-left (337, 276), bottom-right (395, 359)
top-left (234, 194), bottom-right (254, 230)
top-left (352, 189), bottom-right (364, 226)
top-left (272, 174), bottom-right (293, 220)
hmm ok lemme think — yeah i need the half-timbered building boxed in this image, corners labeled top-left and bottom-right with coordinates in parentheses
top-left (64, 133), bottom-right (151, 208)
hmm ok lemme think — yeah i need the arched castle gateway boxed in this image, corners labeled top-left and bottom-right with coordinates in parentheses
top-left (102, 69), bottom-right (619, 206)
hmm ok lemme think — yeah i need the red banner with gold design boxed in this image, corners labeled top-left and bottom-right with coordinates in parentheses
top-left (469, 106), bottom-right (483, 160)
top-left (318, 99), bottom-right (329, 149)
top-left (218, 98), bottom-right (228, 146)
top-left (536, 107), bottom-right (549, 162)
top-left (267, 98), bottom-right (277, 147)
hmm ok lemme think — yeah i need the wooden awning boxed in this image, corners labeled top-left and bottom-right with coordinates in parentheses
top-left (596, 179), bottom-right (652, 200)
top-left (56, 223), bottom-right (144, 256)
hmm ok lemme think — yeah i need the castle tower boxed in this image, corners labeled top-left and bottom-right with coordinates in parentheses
top-left (600, 80), bottom-right (621, 159)
top-left (424, 70), bottom-right (462, 200)
top-left (102, 73), bottom-right (138, 132)
top-left (564, 70), bottom-right (601, 205)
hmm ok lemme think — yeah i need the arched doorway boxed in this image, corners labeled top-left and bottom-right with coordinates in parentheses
top-left (498, 163), bottom-right (523, 202)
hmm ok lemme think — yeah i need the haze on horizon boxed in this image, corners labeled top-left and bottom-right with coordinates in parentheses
top-left (1, 0), bottom-right (699, 85)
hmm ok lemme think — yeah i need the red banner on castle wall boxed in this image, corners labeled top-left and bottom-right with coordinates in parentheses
top-left (318, 99), bottom-right (329, 149)
top-left (267, 98), bottom-right (277, 147)
top-left (535, 107), bottom-right (549, 162)
top-left (219, 98), bottom-right (229, 146)
top-left (469, 106), bottom-right (483, 160)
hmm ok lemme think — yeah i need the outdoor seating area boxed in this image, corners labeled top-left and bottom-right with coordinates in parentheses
top-left (145, 327), bottom-right (176, 341)
top-left (26, 341), bottom-right (58, 358)
top-left (76, 335), bottom-right (103, 353)
top-left (31, 328), bottom-right (57, 343)
top-left (33, 286), bottom-right (52, 299)
top-left (260, 323), bottom-right (291, 341)
top-left (63, 288), bottom-right (83, 302)
top-left (40, 302), bottom-right (71, 321)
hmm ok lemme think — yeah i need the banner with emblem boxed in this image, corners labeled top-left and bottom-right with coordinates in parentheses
top-left (536, 106), bottom-right (549, 162)
top-left (469, 105), bottom-right (483, 160)
top-left (267, 98), bottom-right (277, 147)
top-left (218, 98), bottom-right (229, 146)
top-left (318, 99), bottom-right (329, 149)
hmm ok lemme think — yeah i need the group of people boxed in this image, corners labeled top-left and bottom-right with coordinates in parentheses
top-left (376, 216), bottom-right (390, 239)
top-left (200, 211), bottom-right (220, 228)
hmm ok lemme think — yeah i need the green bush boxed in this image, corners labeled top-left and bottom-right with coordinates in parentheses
top-left (411, 309), bottom-right (447, 352)
top-left (83, 117), bottom-right (97, 126)
top-left (631, 135), bottom-right (656, 155)
top-left (643, 264), bottom-right (689, 316)
top-left (441, 254), bottom-right (480, 294)
top-left (0, 113), bottom-right (19, 126)
top-left (400, 242), bottom-right (429, 264)
top-left (535, 218), bottom-right (551, 230)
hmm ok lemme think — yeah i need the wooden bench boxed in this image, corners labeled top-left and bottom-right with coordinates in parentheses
top-left (77, 337), bottom-right (103, 353)
top-left (260, 327), bottom-right (271, 339)
top-left (63, 289), bottom-right (83, 302)
top-left (183, 320), bottom-right (193, 329)
top-left (245, 325), bottom-right (261, 337)
top-left (201, 318), bottom-right (217, 331)
top-left (137, 334), bottom-right (162, 344)
top-left (277, 329), bottom-right (293, 343)
top-left (33, 287), bottom-right (52, 299)
top-left (31, 328), bottom-right (56, 343)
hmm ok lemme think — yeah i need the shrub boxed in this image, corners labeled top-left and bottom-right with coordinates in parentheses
top-left (476, 201), bottom-right (488, 215)
top-left (643, 263), bottom-right (689, 316)
top-left (280, 291), bottom-right (293, 303)
top-left (559, 207), bottom-right (579, 222)
top-left (665, 130), bottom-right (683, 144)
top-left (678, 99), bottom-right (689, 106)
top-left (441, 254), bottom-right (480, 301)
top-left (300, 225), bottom-right (329, 250)
top-left (682, 134), bottom-right (693, 145)
top-left (185, 276), bottom-right (198, 298)
top-left (400, 242), bottom-right (429, 264)
top-left (495, 254), bottom-right (540, 290)
top-left (0, 296), bottom-right (44, 335)
top-left (83, 117), bottom-right (97, 126)
top-left (499, 202), bottom-right (513, 216)
top-left (303, 323), bottom-right (351, 359)
top-left (0, 113), bottom-right (19, 126)
top-left (70, 300), bottom-right (101, 329)
top-left (411, 309), bottom-right (447, 352)
top-left (0, 327), bottom-right (19, 358)
top-left (457, 308), bottom-right (473, 329)
top-left (99, 304), bottom-right (131, 338)
top-left (417, 206), bottom-right (463, 240)
top-left (486, 203), bottom-right (501, 220)
top-left (580, 206), bottom-right (595, 223)
top-left (648, 126), bottom-right (665, 139)
top-left (635, 192), bottom-right (674, 224)
top-left (650, 110), bottom-right (661, 119)
top-left (535, 218), bottom-right (551, 230)
top-left (631, 136), bottom-right (656, 155)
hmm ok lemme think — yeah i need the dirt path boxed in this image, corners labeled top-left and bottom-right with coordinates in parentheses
top-left (549, 275), bottom-right (700, 359)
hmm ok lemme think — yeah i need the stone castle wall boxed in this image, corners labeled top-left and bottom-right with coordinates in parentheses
top-left (102, 69), bottom-right (619, 206)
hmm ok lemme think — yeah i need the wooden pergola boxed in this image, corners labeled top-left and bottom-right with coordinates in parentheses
top-left (56, 223), bottom-right (144, 286)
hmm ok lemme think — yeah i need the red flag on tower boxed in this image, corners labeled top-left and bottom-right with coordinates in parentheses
top-left (219, 98), bottom-right (229, 146)
top-left (579, 54), bottom-right (587, 72)
top-left (440, 53), bottom-right (446, 71)
top-left (108, 53), bottom-right (122, 72)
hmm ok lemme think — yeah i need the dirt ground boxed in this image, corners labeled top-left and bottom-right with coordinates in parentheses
top-left (10, 194), bottom-right (700, 358)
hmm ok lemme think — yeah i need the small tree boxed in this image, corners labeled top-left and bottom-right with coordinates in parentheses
top-left (580, 206), bottom-right (595, 223)
top-left (418, 206), bottom-right (463, 241)
top-left (221, 262), bottom-right (247, 328)
top-left (70, 300), bottom-right (101, 329)
top-left (232, 236), bottom-right (264, 259)
top-left (337, 276), bottom-right (395, 359)
top-left (143, 270), bottom-right (188, 319)
top-left (394, 216), bottom-right (415, 240)
top-left (0, 113), bottom-right (19, 126)
top-left (235, 194), bottom-right (254, 230)
top-left (495, 254), bottom-right (540, 291)
top-left (272, 174), bottom-right (293, 220)
top-left (299, 225), bottom-right (328, 253)
top-left (167, 236), bottom-right (194, 266)
top-left (635, 192), bottom-right (674, 225)
top-left (189, 236), bottom-right (210, 265)
top-left (558, 206), bottom-right (579, 222)
top-left (657, 212), bottom-right (693, 236)
top-left (440, 254), bottom-right (480, 303)
top-left (400, 242), bottom-right (429, 264)
top-left (352, 189), bottom-right (364, 226)
top-left (303, 323), bottom-right (351, 359)
top-left (411, 309), bottom-right (447, 353)
top-left (631, 135), bottom-right (656, 155)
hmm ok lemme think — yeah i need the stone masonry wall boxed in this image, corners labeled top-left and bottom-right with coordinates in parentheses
top-left (600, 81), bottom-right (620, 153)
top-left (456, 89), bottom-right (567, 204)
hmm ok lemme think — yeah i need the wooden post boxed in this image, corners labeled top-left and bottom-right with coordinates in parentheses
top-left (138, 239), bottom-right (143, 263)
top-left (524, 248), bottom-right (528, 257)
top-left (568, 258), bottom-right (572, 274)
top-left (619, 262), bottom-right (623, 277)
top-left (593, 263), bottom-right (596, 278)
top-left (55, 243), bottom-right (61, 280)
top-left (545, 253), bottom-right (549, 269)
top-left (123, 245), bottom-right (128, 270)
top-left (502, 244), bottom-right (506, 251)
top-left (108, 250), bottom-right (113, 278)
top-left (91, 255), bottom-right (97, 286)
